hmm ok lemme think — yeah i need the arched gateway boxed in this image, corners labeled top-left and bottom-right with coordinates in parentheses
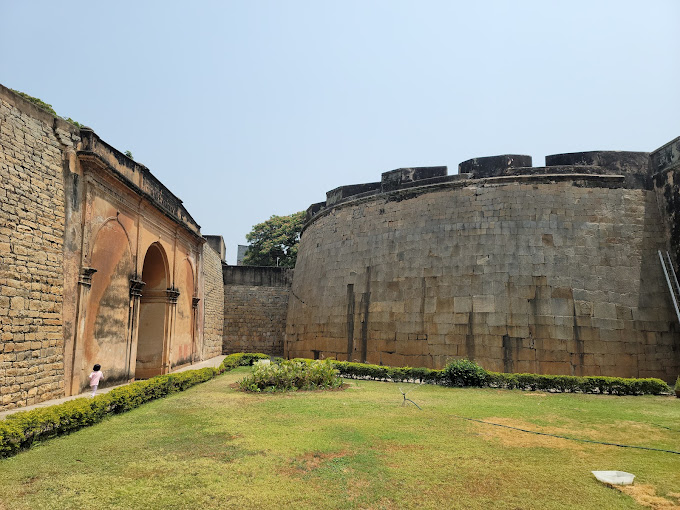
top-left (136, 243), bottom-right (170, 378)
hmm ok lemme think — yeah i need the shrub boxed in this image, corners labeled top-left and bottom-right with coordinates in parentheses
top-left (487, 372), bottom-right (670, 395)
top-left (239, 359), bottom-right (342, 392)
top-left (219, 352), bottom-right (270, 371)
top-left (327, 358), bottom-right (668, 395)
top-left (443, 359), bottom-right (488, 387)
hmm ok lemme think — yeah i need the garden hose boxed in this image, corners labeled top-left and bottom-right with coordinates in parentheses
top-left (450, 414), bottom-right (680, 455)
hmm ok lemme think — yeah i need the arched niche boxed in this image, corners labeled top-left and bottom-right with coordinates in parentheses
top-left (136, 242), bottom-right (169, 378)
top-left (172, 258), bottom-right (196, 367)
top-left (84, 219), bottom-right (133, 389)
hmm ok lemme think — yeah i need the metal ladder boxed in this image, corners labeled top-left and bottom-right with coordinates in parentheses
top-left (659, 250), bottom-right (680, 324)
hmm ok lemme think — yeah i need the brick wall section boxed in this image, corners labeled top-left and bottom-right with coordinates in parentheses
top-left (201, 243), bottom-right (224, 359)
top-left (0, 88), bottom-right (76, 409)
top-left (287, 178), bottom-right (679, 382)
top-left (223, 266), bottom-right (292, 356)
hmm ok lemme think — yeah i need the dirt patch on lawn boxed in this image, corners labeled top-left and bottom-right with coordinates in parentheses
top-left (474, 417), bottom-right (583, 450)
top-left (617, 485), bottom-right (680, 509)
top-left (283, 450), bottom-right (349, 475)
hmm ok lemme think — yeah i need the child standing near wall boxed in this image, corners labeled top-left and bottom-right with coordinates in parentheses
top-left (89, 364), bottom-right (104, 397)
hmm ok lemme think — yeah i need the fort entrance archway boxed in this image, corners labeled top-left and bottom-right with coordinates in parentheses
top-left (136, 243), bottom-right (169, 378)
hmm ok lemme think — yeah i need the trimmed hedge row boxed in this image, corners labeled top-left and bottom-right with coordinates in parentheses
top-left (487, 371), bottom-right (671, 396)
top-left (321, 359), bottom-right (671, 396)
top-left (0, 353), bottom-right (270, 458)
top-left (328, 360), bottom-right (444, 385)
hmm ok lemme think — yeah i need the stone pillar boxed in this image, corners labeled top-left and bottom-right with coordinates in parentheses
top-left (164, 287), bottom-right (180, 373)
top-left (192, 297), bottom-right (201, 362)
top-left (68, 267), bottom-right (97, 395)
top-left (127, 278), bottom-right (145, 381)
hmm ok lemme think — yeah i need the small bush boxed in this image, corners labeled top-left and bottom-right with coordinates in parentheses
top-left (239, 359), bottom-right (342, 392)
top-left (219, 352), bottom-right (270, 371)
top-left (443, 359), bottom-right (487, 387)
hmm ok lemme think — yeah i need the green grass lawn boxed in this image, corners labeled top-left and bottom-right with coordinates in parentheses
top-left (0, 368), bottom-right (678, 509)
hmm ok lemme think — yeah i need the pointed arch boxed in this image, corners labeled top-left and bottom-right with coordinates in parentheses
top-left (88, 216), bottom-right (133, 264)
top-left (82, 218), bottom-right (134, 390)
top-left (135, 242), bottom-right (170, 378)
top-left (171, 256), bottom-right (196, 367)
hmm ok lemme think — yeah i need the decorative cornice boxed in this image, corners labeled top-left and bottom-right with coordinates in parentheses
top-left (78, 267), bottom-right (98, 287)
top-left (166, 287), bottom-right (180, 304)
top-left (84, 172), bottom-right (140, 217)
top-left (78, 149), bottom-right (205, 243)
top-left (130, 279), bottom-right (146, 298)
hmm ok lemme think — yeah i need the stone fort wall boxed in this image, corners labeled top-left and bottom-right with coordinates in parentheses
top-left (286, 151), bottom-right (680, 382)
top-left (201, 243), bottom-right (224, 360)
top-left (222, 266), bottom-right (292, 356)
top-left (0, 85), bottom-right (79, 407)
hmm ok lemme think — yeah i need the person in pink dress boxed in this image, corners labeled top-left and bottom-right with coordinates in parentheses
top-left (89, 364), bottom-right (104, 397)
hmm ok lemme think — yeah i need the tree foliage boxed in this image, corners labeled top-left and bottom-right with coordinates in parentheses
top-left (243, 211), bottom-right (305, 267)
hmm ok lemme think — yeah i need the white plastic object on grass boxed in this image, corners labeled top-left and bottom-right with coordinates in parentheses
top-left (591, 471), bottom-right (635, 485)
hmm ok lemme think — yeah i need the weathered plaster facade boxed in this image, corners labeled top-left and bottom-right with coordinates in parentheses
top-left (67, 128), bottom-right (207, 386)
top-left (0, 85), bottom-right (220, 410)
top-left (286, 148), bottom-right (680, 382)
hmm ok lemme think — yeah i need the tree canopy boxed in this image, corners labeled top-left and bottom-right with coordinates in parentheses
top-left (243, 211), bottom-right (306, 268)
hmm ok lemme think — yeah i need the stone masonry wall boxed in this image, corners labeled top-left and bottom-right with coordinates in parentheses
top-left (0, 86), bottom-right (77, 409)
top-left (223, 266), bottom-right (292, 356)
top-left (651, 137), bottom-right (680, 266)
top-left (287, 177), bottom-right (679, 381)
top-left (201, 243), bottom-right (224, 359)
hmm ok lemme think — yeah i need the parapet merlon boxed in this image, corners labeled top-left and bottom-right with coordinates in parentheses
top-left (306, 150), bottom-right (653, 223)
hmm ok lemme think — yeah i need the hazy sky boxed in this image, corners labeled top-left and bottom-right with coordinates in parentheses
top-left (2, 1), bottom-right (678, 263)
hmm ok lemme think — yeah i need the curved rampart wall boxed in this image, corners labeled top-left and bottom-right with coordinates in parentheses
top-left (286, 171), bottom-right (679, 381)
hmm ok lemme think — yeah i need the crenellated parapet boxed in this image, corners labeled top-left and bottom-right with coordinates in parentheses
top-left (305, 150), bottom-right (652, 225)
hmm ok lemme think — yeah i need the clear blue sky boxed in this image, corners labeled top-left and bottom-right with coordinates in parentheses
top-left (2, 1), bottom-right (678, 263)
